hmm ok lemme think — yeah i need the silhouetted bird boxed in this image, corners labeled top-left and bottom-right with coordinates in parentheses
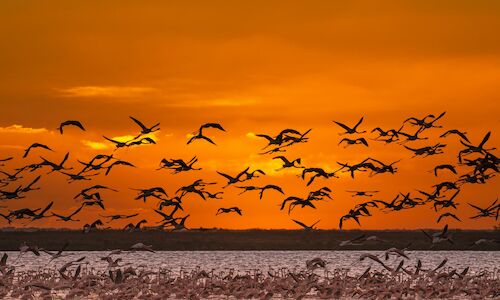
top-left (216, 207), bottom-right (243, 216)
top-left (187, 123), bottom-right (225, 145)
top-left (129, 116), bottom-right (160, 136)
top-left (23, 143), bottom-right (53, 158)
top-left (332, 117), bottom-right (366, 135)
top-left (292, 219), bottom-right (320, 231)
top-left (58, 120), bottom-right (85, 134)
top-left (440, 129), bottom-right (470, 143)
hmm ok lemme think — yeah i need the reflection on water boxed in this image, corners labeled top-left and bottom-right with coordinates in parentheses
top-left (6, 250), bottom-right (500, 275)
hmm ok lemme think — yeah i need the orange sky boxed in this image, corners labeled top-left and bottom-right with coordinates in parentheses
top-left (0, 1), bottom-right (498, 230)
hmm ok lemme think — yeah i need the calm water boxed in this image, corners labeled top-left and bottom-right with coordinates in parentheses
top-left (6, 250), bottom-right (500, 275)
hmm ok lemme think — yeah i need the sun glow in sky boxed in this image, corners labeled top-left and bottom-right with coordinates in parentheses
top-left (0, 1), bottom-right (498, 230)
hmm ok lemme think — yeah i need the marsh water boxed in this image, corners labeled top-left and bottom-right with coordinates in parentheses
top-left (6, 250), bottom-right (500, 276)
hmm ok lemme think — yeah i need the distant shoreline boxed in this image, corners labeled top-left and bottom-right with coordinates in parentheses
top-left (0, 229), bottom-right (498, 251)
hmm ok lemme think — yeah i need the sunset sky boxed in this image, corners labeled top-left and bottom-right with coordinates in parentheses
top-left (0, 1), bottom-right (498, 230)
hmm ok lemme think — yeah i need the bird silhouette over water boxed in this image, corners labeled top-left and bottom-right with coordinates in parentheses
top-left (421, 224), bottom-right (454, 245)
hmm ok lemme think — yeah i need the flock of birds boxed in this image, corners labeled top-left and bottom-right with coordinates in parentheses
top-left (0, 113), bottom-right (499, 299)
top-left (0, 112), bottom-right (498, 237)
top-left (0, 245), bottom-right (498, 299)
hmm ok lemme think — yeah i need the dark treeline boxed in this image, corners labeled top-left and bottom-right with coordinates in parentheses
top-left (0, 229), bottom-right (498, 251)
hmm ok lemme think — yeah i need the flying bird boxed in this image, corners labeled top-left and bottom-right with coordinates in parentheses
top-left (332, 117), bottom-right (366, 135)
top-left (432, 164), bottom-right (457, 176)
top-left (23, 143), bottom-right (53, 158)
top-left (292, 219), bottom-right (320, 231)
top-left (129, 116), bottom-right (160, 136)
top-left (216, 207), bottom-right (243, 216)
top-left (217, 167), bottom-right (249, 188)
top-left (58, 120), bottom-right (85, 134)
top-left (338, 137), bottom-right (369, 147)
top-left (440, 129), bottom-right (470, 143)
top-left (187, 123), bottom-right (225, 145)
top-left (105, 160), bottom-right (136, 176)
top-left (437, 212), bottom-right (461, 223)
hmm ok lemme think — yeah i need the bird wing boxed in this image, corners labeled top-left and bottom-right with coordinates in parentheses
top-left (201, 123), bottom-right (225, 132)
top-left (216, 171), bottom-right (234, 182)
top-left (457, 132), bottom-right (470, 143)
top-left (421, 230), bottom-right (432, 241)
top-left (200, 135), bottom-right (216, 145)
top-left (103, 136), bottom-right (120, 144)
top-left (467, 203), bottom-right (483, 211)
top-left (255, 134), bottom-right (274, 143)
top-left (272, 156), bottom-right (288, 163)
top-left (432, 111), bottom-right (446, 123)
top-left (69, 206), bottom-right (83, 217)
top-left (129, 116), bottom-right (147, 131)
top-left (338, 138), bottom-right (350, 145)
top-left (311, 219), bottom-right (321, 228)
top-left (354, 117), bottom-right (364, 129)
top-left (437, 214), bottom-right (444, 223)
top-left (39, 202), bottom-right (54, 216)
top-left (236, 167), bottom-right (250, 179)
top-left (72, 121), bottom-right (85, 131)
top-left (60, 152), bottom-right (70, 166)
top-left (478, 131), bottom-right (491, 148)
top-left (292, 219), bottom-right (307, 228)
top-left (264, 185), bottom-right (283, 193)
top-left (332, 121), bottom-right (351, 132)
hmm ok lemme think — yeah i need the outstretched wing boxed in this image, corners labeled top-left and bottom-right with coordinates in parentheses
top-left (354, 116), bottom-right (364, 129)
top-left (292, 219), bottom-right (307, 228)
top-left (478, 131), bottom-right (491, 148)
top-left (332, 121), bottom-right (351, 132)
top-left (129, 116), bottom-right (147, 131)
top-left (201, 123), bottom-right (225, 132)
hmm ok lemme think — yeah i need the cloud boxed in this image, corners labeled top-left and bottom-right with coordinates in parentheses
top-left (246, 132), bottom-right (258, 139)
top-left (166, 97), bottom-right (259, 108)
top-left (101, 132), bottom-right (161, 146)
top-left (57, 86), bottom-right (158, 98)
top-left (110, 135), bottom-right (137, 143)
top-left (82, 140), bottom-right (109, 150)
top-left (0, 124), bottom-right (48, 134)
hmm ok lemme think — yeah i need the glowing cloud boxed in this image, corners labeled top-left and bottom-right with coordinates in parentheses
top-left (0, 124), bottom-right (48, 134)
top-left (57, 86), bottom-right (158, 98)
top-left (82, 140), bottom-right (109, 150)
top-left (246, 132), bottom-right (258, 139)
top-left (166, 98), bottom-right (259, 108)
